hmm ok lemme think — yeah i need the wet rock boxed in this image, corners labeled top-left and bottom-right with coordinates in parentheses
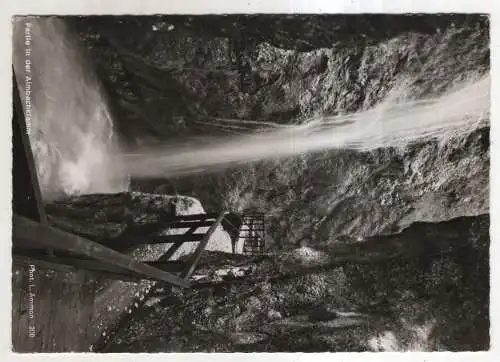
top-left (62, 16), bottom-right (491, 352)
top-left (230, 332), bottom-right (268, 345)
top-left (267, 309), bottom-right (282, 321)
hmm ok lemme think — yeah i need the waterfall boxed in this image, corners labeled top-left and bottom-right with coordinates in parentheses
top-left (12, 17), bottom-right (129, 200)
top-left (12, 17), bottom-right (489, 193)
top-left (121, 75), bottom-right (489, 179)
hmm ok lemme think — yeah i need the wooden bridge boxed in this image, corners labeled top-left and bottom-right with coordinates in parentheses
top-left (10, 70), bottom-right (234, 351)
top-left (11, 68), bottom-right (269, 351)
top-left (12, 69), bottom-right (232, 288)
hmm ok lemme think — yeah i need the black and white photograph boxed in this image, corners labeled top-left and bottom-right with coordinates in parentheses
top-left (10, 13), bottom-right (490, 353)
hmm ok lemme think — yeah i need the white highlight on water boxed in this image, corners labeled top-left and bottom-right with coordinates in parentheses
top-left (123, 75), bottom-right (490, 180)
top-left (13, 17), bottom-right (129, 199)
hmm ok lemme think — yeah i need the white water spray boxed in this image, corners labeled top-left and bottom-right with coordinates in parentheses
top-left (13, 17), bottom-right (129, 199)
top-left (122, 75), bottom-right (489, 179)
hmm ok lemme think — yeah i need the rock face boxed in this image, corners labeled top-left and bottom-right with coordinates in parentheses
top-left (45, 191), bottom-right (233, 349)
top-left (46, 191), bottom-right (233, 255)
top-left (164, 126), bottom-right (488, 249)
top-left (101, 214), bottom-right (489, 352)
top-left (16, 15), bottom-right (490, 352)
top-left (71, 15), bottom-right (489, 250)
top-left (73, 15), bottom-right (489, 142)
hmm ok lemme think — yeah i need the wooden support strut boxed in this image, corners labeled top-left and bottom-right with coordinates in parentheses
top-left (160, 220), bottom-right (214, 228)
top-left (145, 234), bottom-right (206, 243)
top-left (157, 241), bottom-right (185, 262)
top-left (118, 233), bottom-right (206, 248)
top-left (157, 225), bottom-right (199, 262)
top-left (181, 211), bottom-right (227, 280)
top-left (13, 256), bottom-right (184, 283)
top-left (13, 215), bottom-right (191, 288)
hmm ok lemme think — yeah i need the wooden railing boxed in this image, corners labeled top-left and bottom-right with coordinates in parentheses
top-left (12, 67), bottom-right (231, 288)
top-left (13, 210), bottom-right (227, 287)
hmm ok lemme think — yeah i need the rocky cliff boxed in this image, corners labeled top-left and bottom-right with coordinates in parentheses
top-left (70, 15), bottom-right (489, 249)
top-left (101, 214), bottom-right (489, 352)
top-left (60, 15), bottom-right (490, 351)
top-left (73, 15), bottom-right (488, 142)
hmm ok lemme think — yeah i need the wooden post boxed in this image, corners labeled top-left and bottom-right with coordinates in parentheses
top-left (12, 70), bottom-right (48, 225)
top-left (13, 69), bottom-right (55, 257)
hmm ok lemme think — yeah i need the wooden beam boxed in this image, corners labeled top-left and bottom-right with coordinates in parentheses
top-left (13, 215), bottom-right (190, 288)
top-left (156, 224), bottom-right (199, 262)
top-left (161, 220), bottom-right (214, 228)
top-left (14, 255), bottom-right (80, 274)
top-left (157, 241), bottom-right (184, 262)
top-left (150, 234), bottom-right (205, 242)
top-left (19, 253), bottom-right (186, 273)
top-left (163, 213), bottom-right (219, 222)
top-left (181, 211), bottom-right (227, 280)
top-left (147, 260), bottom-right (185, 272)
top-left (14, 254), bottom-right (187, 284)
top-left (13, 255), bottom-right (143, 282)
top-left (184, 225), bottom-right (199, 235)
top-left (12, 71), bottom-right (48, 225)
top-left (118, 233), bottom-right (205, 248)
